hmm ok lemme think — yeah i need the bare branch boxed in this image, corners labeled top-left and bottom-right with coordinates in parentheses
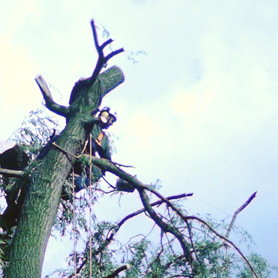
top-left (91, 20), bottom-right (101, 55)
top-left (112, 162), bottom-right (135, 168)
top-left (35, 75), bottom-right (70, 117)
top-left (89, 19), bottom-right (124, 88)
top-left (225, 192), bottom-right (257, 238)
top-left (105, 48), bottom-right (125, 63)
top-left (100, 38), bottom-right (113, 50)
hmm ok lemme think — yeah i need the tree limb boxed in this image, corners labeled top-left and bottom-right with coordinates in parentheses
top-left (69, 193), bottom-right (192, 277)
top-left (109, 193), bottom-right (193, 238)
top-left (35, 75), bottom-right (70, 117)
top-left (86, 156), bottom-right (260, 278)
top-left (138, 188), bottom-right (193, 267)
top-left (89, 20), bottom-right (124, 88)
top-left (225, 192), bottom-right (257, 238)
top-left (0, 168), bottom-right (25, 177)
top-left (103, 264), bottom-right (130, 278)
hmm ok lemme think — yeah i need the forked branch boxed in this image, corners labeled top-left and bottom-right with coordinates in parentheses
top-left (89, 19), bottom-right (124, 88)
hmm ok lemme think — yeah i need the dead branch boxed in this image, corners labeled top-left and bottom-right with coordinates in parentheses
top-left (225, 191), bottom-right (257, 238)
top-left (88, 19), bottom-right (124, 89)
top-left (35, 75), bottom-right (70, 117)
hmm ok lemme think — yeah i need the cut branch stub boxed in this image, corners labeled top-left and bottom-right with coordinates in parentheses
top-left (35, 75), bottom-right (70, 118)
top-left (36, 18), bottom-right (125, 121)
top-left (68, 65), bottom-right (124, 118)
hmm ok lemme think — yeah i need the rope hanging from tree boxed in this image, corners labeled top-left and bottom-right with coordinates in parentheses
top-left (89, 133), bottom-right (93, 278)
top-left (72, 168), bottom-right (77, 278)
top-left (71, 135), bottom-right (93, 277)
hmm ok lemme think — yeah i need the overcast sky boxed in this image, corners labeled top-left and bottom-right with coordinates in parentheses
top-left (1, 0), bottom-right (278, 277)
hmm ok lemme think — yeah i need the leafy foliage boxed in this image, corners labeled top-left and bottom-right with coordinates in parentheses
top-left (10, 107), bottom-right (60, 157)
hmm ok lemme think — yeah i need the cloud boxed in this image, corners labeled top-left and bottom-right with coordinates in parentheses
top-left (171, 85), bottom-right (212, 116)
top-left (0, 1), bottom-right (39, 39)
top-left (0, 39), bottom-right (41, 139)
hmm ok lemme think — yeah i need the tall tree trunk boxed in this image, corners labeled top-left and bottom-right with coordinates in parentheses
top-left (5, 66), bottom-right (124, 277)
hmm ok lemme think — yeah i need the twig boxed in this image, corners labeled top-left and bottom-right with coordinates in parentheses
top-left (101, 176), bottom-right (116, 189)
top-left (223, 192), bottom-right (257, 276)
top-left (112, 162), bottom-right (135, 168)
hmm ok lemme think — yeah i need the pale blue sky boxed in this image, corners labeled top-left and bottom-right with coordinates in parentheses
top-left (1, 1), bottom-right (278, 276)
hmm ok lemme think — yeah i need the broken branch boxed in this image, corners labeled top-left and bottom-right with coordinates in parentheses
top-left (35, 75), bottom-right (70, 117)
top-left (225, 191), bottom-right (257, 239)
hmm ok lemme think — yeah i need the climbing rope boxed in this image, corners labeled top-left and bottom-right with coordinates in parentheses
top-left (89, 133), bottom-right (93, 278)
top-left (72, 168), bottom-right (77, 278)
top-left (60, 134), bottom-right (93, 277)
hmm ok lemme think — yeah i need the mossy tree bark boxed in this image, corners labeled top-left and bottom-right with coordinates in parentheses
top-left (5, 20), bottom-right (124, 278)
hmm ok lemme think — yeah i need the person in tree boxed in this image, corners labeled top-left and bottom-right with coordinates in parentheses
top-left (0, 107), bottom-right (131, 204)
top-left (62, 106), bottom-right (117, 199)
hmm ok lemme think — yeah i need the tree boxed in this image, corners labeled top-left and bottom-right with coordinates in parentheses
top-left (0, 20), bottom-right (276, 278)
